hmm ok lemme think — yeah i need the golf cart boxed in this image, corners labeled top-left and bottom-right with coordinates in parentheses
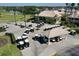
top-left (17, 41), bottom-right (25, 50)
top-left (32, 34), bottom-right (48, 44)
top-left (69, 30), bottom-right (76, 35)
top-left (50, 36), bottom-right (63, 42)
top-left (24, 28), bottom-right (30, 34)
top-left (24, 39), bottom-right (29, 47)
top-left (30, 27), bottom-right (34, 32)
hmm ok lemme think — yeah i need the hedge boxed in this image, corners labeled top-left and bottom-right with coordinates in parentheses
top-left (0, 27), bottom-right (6, 32)
top-left (5, 33), bottom-right (16, 44)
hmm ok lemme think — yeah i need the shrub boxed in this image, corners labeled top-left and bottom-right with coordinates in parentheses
top-left (75, 29), bottom-right (79, 34)
top-left (0, 27), bottom-right (6, 32)
top-left (5, 33), bottom-right (16, 44)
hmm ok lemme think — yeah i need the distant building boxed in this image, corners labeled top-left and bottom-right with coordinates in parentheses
top-left (68, 10), bottom-right (79, 24)
top-left (68, 16), bottom-right (79, 24)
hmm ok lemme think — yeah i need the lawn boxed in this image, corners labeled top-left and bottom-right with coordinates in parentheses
top-left (0, 35), bottom-right (22, 56)
top-left (0, 44), bottom-right (22, 56)
top-left (0, 11), bottom-right (34, 22)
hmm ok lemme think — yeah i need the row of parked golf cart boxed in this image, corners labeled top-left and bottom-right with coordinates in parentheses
top-left (32, 25), bottom-right (76, 44)
top-left (16, 23), bottom-right (36, 50)
top-left (16, 33), bottom-right (29, 50)
top-left (15, 22), bottom-right (76, 49)
top-left (32, 34), bottom-right (64, 44)
top-left (15, 22), bottom-right (45, 49)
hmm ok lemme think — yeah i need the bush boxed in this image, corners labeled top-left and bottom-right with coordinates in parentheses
top-left (0, 27), bottom-right (6, 32)
top-left (75, 29), bottom-right (79, 34)
top-left (5, 33), bottom-right (16, 44)
top-left (45, 17), bottom-right (56, 24)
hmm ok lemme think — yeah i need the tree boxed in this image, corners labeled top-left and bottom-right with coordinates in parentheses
top-left (18, 6), bottom-right (37, 27)
top-left (77, 3), bottom-right (79, 10)
top-left (70, 3), bottom-right (75, 14)
top-left (5, 7), bottom-right (17, 24)
top-left (12, 7), bottom-right (17, 25)
top-left (65, 3), bottom-right (70, 15)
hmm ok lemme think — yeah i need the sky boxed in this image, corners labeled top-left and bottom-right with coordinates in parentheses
top-left (0, 3), bottom-right (66, 6)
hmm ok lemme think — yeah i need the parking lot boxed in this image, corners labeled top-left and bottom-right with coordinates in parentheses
top-left (0, 21), bottom-right (79, 56)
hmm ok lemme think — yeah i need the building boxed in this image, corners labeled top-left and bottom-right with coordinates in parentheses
top-left (68, 10), bottom-right (79, 25)
top-left (68, 16), bottom-right (79, 24)
top-left (35, 10), bottom-right (62, 24)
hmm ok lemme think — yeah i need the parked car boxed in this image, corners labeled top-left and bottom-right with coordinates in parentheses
top-left (69, 30), bottom-right (76, 35)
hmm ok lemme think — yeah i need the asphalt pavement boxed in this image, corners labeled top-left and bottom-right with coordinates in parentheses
top-left (0, 22), bottom-right (79, 56)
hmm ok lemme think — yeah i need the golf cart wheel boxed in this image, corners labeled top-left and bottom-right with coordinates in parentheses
top-left (20, 46), bottom-right (24, 50)
top-left (25, 43), bottom-right (29, 47)
top-left (56, 39), bottom-right (60, 42)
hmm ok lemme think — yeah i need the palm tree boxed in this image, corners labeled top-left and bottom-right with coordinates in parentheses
top-left (12, 7), bottom-right (17, 25)
top-left (22, 6), bottom-right (27, 27)
top-left (5, 7), bottom-right (17, 25)
top-left (77, 3), bottom-right (79, 10)
top-left (70, 3), bottom-right (75, 14)
top-left (65, 3), bottom-right (69, 13)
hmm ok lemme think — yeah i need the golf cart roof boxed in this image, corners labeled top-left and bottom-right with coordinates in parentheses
top-left (30, 27), bottom-right (34, 29)
top-left (22, 36), bottom-right (28, 38)
top-left (26, 28), bottom-right (30, 30)
top-left (23, 33), bottom-right (27, 35)
top-left (71, 30), bottom-right (76, 32)
top-left (25, 39), bottom-right (29, 42)
top-left (19, 41), bottom-right (24, 44)
top-left (35, 34), bottom-right (41, 37)
top-left (17, 36), bottom-right (22, 40)
top-left (45, 25), bottom-right (60, 29)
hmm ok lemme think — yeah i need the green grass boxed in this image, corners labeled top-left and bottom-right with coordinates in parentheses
top-left (0, 35), bottom-right (22, 56)
top-left (0, 44), bottom-right (22, 56)
top-left (0, 35), bottom-right (11, 44)
top-left (0, 11), bottom-right (34, 22)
